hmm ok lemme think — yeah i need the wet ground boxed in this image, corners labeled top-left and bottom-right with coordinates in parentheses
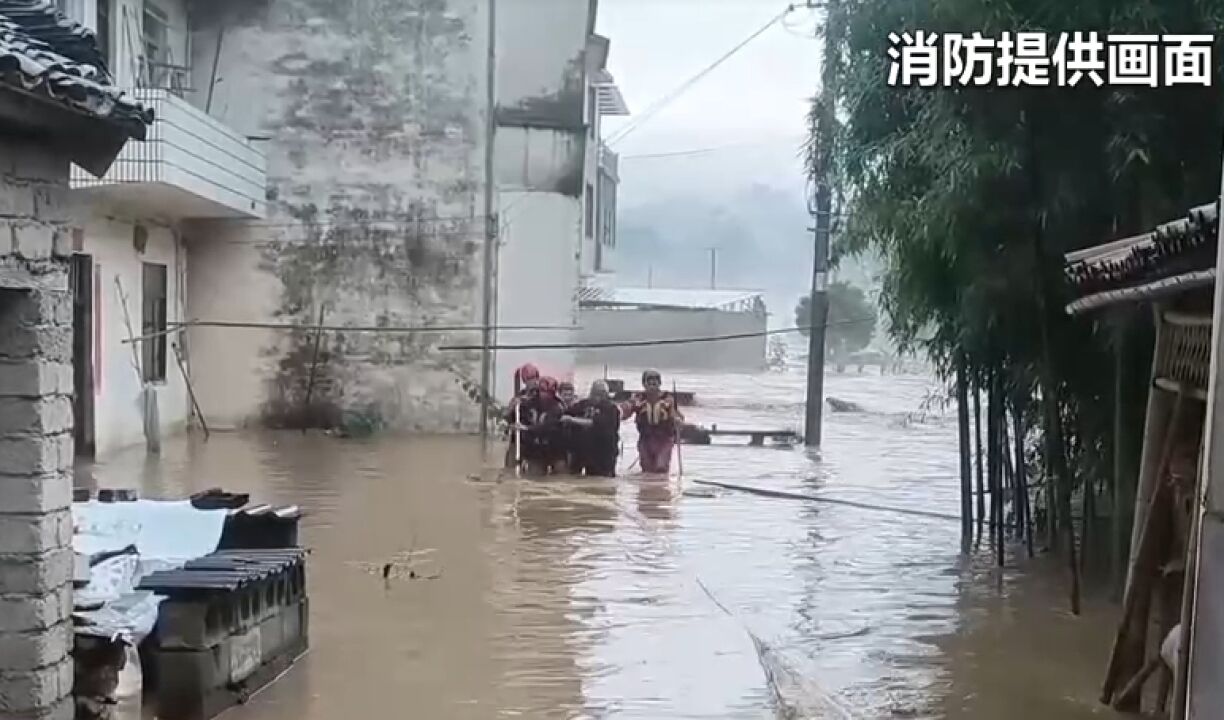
top-left (84, 365), bottom-right (1120, 719)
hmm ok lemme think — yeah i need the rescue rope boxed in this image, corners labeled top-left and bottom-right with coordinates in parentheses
top-left (122, 319), bottom-right (576, 345)
top-left (691, 479), bottom-right (965, 523)
top-left (599, 483), bottom-right (860, 718)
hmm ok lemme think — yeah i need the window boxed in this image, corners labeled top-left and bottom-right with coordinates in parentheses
top-left (55, 0), bottom-right (87, 22)
top-left (97, 0), bottom-right (111, 67)
top-left (141, 263), bottom-right (167, 383)
top-left (141, 1), bottom-right (169, 86)
top-left (588, 87), bottom-right (597, 138)
top-left (585, 183), bottom-right (594, 239)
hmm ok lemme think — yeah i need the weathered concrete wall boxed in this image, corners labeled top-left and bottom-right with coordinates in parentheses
top-left (81, 214), bottom-right (189, 454)
top-left (576, 308), bottom-right (766, 371)
top-left (0, 141), bottom-right (76, 720)
top-left (493, 190), bottom-right (578, 400)
top-left (181, 0), bottom-right (490, 432)
top-left (495, 0), bottom-right (590, 131)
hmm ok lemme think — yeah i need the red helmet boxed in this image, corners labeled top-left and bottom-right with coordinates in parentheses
top-left (517, 363), bottom-right (540, 382)
top-left (537, 376), bottom-right (558, 395)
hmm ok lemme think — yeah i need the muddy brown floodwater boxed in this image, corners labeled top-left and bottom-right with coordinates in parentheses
top-left (81, 363), bottom-right (1122, 719)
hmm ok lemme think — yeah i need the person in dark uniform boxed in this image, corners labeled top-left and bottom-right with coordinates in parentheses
top-left (517, 376), bottom-right (566, 476)
top-left (563, 380), bottom-right (621, 477)
top-left (504, 363), bottom-right (542, 471)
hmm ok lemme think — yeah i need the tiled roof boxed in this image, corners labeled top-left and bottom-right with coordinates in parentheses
top-left (1063, 202), bottom-right (1218, 314)
top-left (0, 0), bottom-right (152, 138)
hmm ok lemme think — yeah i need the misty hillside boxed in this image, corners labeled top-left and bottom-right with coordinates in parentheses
top-left (614, 183), bottom-right (882, 331)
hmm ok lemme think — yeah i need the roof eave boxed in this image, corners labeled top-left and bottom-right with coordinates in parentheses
top-left (0, 84), bottom-right (133, 176)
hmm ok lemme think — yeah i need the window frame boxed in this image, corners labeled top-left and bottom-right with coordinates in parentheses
top-left (141, 262), bottom-right (168, 384)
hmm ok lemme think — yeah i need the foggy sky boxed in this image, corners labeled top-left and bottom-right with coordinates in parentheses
top-left (597, 0), bottom-right (823, 205)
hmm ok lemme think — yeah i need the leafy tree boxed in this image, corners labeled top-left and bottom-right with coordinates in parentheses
top-left (816, 0), bottom-right (1224, 615)
top-left (794, 281), bottom-right (877, 358)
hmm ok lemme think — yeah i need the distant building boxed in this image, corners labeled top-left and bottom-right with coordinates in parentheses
top-left (576, 287), bottom-right (767, 371)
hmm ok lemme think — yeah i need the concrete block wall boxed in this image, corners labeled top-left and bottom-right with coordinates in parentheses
top-left (0, 140), bottom-right (76, 720)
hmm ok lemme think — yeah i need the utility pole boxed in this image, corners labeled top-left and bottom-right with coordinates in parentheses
top-left (804, 0), bottom-right (837, 448)
top-left (708, 247), bottom-right (718, 289)
top-left (479, 0), bottom-right (497, 452)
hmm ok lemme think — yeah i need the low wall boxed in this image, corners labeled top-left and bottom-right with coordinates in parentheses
top-left (575, 307), bottom-right (765, 371)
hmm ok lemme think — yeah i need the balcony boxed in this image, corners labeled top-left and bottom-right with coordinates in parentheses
top-left (70, 89), bottom-right (266, 219)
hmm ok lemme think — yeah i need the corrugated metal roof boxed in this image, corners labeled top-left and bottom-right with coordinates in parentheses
top-left (580, 286), bottom-right (764, 311)
top-left (0, 0), bottom-right (152, 137)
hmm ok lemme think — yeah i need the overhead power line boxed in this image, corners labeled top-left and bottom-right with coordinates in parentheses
top-left (606, 5), bottom-right (802, 147)
top-left (620, 137), bottom-right (806, 161)
top-left (437, 317), bottom-right (873, 352)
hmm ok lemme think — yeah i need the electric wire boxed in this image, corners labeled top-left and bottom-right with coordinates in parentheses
top-left (437, 317), bottom-right (874, 352)
top-left (606, 5), bottom-right (799, 147)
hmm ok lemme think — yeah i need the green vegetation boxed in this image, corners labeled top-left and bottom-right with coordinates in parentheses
top-left (794, 281), bottom-right (878, 358)
top-left (816, 0), bottom-right (1224, 608)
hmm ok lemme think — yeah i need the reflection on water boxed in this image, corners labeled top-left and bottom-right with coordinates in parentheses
top-left (83, 366), bottom-right (1117, 719)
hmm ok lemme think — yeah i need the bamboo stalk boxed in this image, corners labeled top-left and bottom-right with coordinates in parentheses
top-left (1082, 459), bottom-right (1095, 576)
top-left (1013, 399), bottom-right (1034, 557)
top-left (974, 378), bottom-right (986, 545)
top-left (988, 367), bottom-right (1004, 567)
top-left (957, 354), bottom-right (974, 548)
top-left (1113, 322), bottom-right (1126, 593)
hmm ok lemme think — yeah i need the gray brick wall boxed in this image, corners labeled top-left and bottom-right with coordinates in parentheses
top-left (0, 138), bottom-right (76, 720)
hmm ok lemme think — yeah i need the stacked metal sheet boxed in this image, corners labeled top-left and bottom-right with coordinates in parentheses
top-left (137, 549), bottom-right (309, 720)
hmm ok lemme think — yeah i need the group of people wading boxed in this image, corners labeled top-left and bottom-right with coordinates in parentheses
top-left (504, 364), bottom-right (685, 477)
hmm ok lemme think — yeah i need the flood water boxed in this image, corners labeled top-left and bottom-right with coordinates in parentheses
top-left (83, 363), bottom-right (1121, 719)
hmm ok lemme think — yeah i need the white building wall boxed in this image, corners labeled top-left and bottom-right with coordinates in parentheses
top-left (182, 221), bottom-right (280, 429)
top-left (493, 0), bottom-right (594, 402)
top-left (80, 212), bottom-right (189, 455)
top-left (576, 308), bottom-right (766, 371)
top-left (495, 191), bottom-right (579, 400)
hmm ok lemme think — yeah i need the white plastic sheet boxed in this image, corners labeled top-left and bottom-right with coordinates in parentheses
top-left (73, 499), bottom-right (228, 571)
top-left (72, 500), bottom-right (229, 644)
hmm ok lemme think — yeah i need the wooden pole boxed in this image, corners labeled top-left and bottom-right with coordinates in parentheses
top-left (673, 379), bottom-right (684, 479)
top-left (114, 276), bottom-right (159, 453)
top-left (1103, 390), bottom-right (1186, 705)
top-left (1170, 440), bottom-right (1205, 720)
top-left (1113, 319), bottom-right (1127, 593)
top-left (172, 341), bottom-right (209, 441)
